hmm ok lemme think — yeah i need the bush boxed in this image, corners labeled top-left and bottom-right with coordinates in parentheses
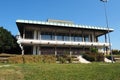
top-left (9, 55), bottom-right (23, 64)
top-left (56, 55), bottom-right (72, 63)
top-left (82, 52), bottom-right (104, 62)
top-left (58, 57), bottom-right (66, 63)
top-left (67, 56), bottom-right (72, 63)
top-left (8, 55), bottom-right (56, 64)
top-left (42, 55), bottom-right (56, 63)
top-left (82, 53), bottom-right (95, 62)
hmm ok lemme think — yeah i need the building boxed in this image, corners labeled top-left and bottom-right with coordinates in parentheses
top-left (16, 19), bottom-right (114, 55)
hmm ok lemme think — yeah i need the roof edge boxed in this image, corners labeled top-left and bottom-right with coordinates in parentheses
top-left (16, 19), bottom-right (114, 31)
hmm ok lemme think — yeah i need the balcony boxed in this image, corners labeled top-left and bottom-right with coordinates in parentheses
top-left (17, 39), bottom-right (110, 47)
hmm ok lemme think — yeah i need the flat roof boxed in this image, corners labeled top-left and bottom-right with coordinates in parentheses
top-left (16, 19), bottom-right (114, 31)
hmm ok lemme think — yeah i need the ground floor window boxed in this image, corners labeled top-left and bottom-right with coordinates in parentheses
top-left (24, 46), bottom-right (33, 55)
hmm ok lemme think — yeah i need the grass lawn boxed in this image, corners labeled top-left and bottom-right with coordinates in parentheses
top-left (0, 63), bottom-right (120, 80)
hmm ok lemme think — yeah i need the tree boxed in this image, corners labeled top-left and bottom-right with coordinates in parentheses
top-left (91, 47), bottom-right (98, 61)
top-left (112, 49), bottom-right (120, 55)
top-left (0, 27), bottom-right (21, 54)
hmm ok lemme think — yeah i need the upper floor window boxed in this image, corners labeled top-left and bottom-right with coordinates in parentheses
top-left (25, 30), bottom-right (34, 39)
top-left (71, 34), bottom-right (83, 42)
top-left (41, 32), bottom-right (55, 40)
top-left (84, 35), bottom-right (89, 42)
top-left (64, 35), bottom-right (69, 41)
top-left (57, 34), bottom-right (64, 41)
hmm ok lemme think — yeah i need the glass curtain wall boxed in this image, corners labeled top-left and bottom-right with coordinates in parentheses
top-left (71, 34), bottom-right (83, 42)
top-left (41, 32), bottom-right (55, 40)
top-left (41, 32), bottom-right (90, 42)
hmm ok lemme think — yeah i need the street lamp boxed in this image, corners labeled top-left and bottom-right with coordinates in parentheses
top-left (100, 0), bottom-right (114, 63)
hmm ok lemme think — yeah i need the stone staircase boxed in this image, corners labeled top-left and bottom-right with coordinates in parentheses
top-left (72, 55), bottom-right (90, 63)
top-left (104, 58), bottom-right (112, 63)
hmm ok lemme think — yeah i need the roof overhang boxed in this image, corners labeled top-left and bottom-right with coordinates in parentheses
top-left (16, 19), bottom-right (114, 36)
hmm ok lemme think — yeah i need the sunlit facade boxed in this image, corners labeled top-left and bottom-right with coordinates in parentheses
top-left (16, 19), bottom-right (113, 55)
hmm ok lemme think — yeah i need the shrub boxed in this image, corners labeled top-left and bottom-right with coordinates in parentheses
top-left (82, 53), bottom-right (95, 62)
top-left (8, 55), bottom-right (56, 64)
top-left (9, 55), bottom-right (23, 64)
top-left (42, 55), bottom-right (56, 63)
top-left (82, 52), bottom-right (104, 62)
top-left (58, 57), bottom-right (66, 63)
top-left (56, 55), bottom-right (72, 63)
top-left (67, 56), bottom-right (72, 63)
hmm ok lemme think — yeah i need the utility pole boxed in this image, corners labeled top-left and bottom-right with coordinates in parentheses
top-left (100, 0), bottom-right (114, 63)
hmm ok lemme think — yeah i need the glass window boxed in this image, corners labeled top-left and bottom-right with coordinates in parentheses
top-left (74, 36), bottom-right (79, 42)
top-left (78, 36), bottom-right (83, 42)
top-left (41, 32), bottom-right (55, 40)
top-left (25, 30), bottom-right (34, 39)
top-left (64, 35), bottom-right (69, 41)
top-left (57, 34), bottom-right (63, 41)
top-left (84, 35), bottom-right (89, 42)
top-left (71, 36), bottom-right (75, 41)
top-left (74, 35), bottom-right (82, 42)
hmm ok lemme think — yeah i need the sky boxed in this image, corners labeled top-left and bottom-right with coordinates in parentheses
top-left (0, 0), bottom-right (120, 50)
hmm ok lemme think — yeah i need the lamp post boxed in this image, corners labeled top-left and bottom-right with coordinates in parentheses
top-left (100, 0), bottom-right (114, 63)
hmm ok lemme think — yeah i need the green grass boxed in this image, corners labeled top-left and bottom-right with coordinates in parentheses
top-left (0, 63), bottom-right (120, 80)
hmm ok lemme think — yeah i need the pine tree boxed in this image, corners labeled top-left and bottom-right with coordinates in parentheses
top-left (0, 27), bottom-right (21, 54)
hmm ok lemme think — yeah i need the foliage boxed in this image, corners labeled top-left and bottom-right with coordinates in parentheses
top-left (42, 55), bottom-right (56, 63)
top-left (82, 53), bottom-right (95, 61)
top-left (8, 55), bottom-right (56, 64)
top-left (82, 52), bottom-right (104, 62)
top-left (56, 55), bottom-right (72, 63)
top-left (112, 49), bottom-right (120, 55)
top-left (0, 27), bottom-right (21, 54)
top-left (90, 48), bottom-right (98, 61)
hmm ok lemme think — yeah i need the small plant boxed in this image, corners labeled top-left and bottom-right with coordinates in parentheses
top-left (67, 56), bottom-right (72, 63)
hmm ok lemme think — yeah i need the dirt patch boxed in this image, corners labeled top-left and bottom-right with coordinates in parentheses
top-left (0, 68), bottom-right (24, 80)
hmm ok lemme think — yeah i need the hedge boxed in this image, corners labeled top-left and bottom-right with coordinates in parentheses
top-left (8, 55), bottom-right (56, 64)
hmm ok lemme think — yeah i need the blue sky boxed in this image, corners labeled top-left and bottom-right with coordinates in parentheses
top-left (0, 0), bottom-right (120, 50)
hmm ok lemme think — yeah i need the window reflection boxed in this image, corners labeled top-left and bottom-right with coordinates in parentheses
top-left (84, 36), bottom-right (89, 42)
top-left (40, 32), bottom-right (89, 42)
top-left (41, 32), bottom-right (55, 40)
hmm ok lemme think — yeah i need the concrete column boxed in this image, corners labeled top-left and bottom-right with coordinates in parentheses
top-left (70, 47), bottom-right (72, 57)
top-left (92, 32), bottom-right (95, 42)
top-left (94, 32), bottom-right (96, 42)
top-left (38, 46), bottom-right (41, 55)
top-left (21, 45), bottom-right (24, 55)
top-left (55, 46), bottom-right (57, 56)
top-left (82, 30), bottom-right (84, 42)
top-left (34, 30), bottom-right (37, 40)
top-left (23, 28), bottom-right (25, 39)
top-left (89, 34), bottom-right (91, 42)
top-left (36, 46), bottom-right (39, 55)
top-left (69, 30), bottom-right (71, 41)
top-left (33, 46), bottom-right (36, 55)
top-left (38, 31), bottom-right (40, 40)
top-left (55, 32), bottom-right (57, 41)
top-left (92, 33), bottom-right (94, 42)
